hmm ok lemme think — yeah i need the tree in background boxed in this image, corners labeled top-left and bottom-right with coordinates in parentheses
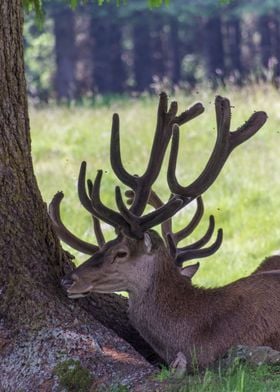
top-left (23, 0), bottom-right (280, 101)
top-left (53, 4), bottom-right (77, 100)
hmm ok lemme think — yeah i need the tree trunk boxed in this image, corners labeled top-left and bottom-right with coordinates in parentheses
top-left (259, 14), bottom-right (272, 71)
top-left (204, 15), bottom-right (225, 87)
top-left (75, 11), bottom-right (94, 99)
top-left (90, 14), bottom-right (110, 94)
top-left (169, 17), bottom-right (181, 85)
top-left (150, 15), bottom-right (166, 81)
top-left (53, 5), bottom-right (77, 101)
top-left (0, 1), bottom-right (159, 389)
top-left (91, 9), bottom-right (126, 94)
top-left (133, 12), bottom-right (153, 92)
top-left (272, 14), bottom-right (280, 85)
top-left (225, 16), bottom-right (243, 84)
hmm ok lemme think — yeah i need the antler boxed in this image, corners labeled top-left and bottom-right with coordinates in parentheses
top-left (78, 94), bottom-right (266, 239)
top-left (126, 189), bottom-right (222, 266)
top-left (49, 192), bottom-right (100, 254)
top-left (111, 93), bottom-right (204, 216)
top-left (167, 96), bottom-right (267, 198)
top-left (76, 93), bottom-right (205, 238)
top-left (49, 93), bottom-right (267, 252)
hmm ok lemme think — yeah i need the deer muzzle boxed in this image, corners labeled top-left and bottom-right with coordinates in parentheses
top-left (61, 273), bottom-right (93, 299)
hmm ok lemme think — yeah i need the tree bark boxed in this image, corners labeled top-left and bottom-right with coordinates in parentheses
top-left (0, 1), bottom-right (159, 389)
top-left (53, 5), bottom-right (77, 101)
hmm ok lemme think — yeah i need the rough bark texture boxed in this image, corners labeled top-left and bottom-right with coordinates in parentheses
top-left (0, 1), bottom-right (160, 389)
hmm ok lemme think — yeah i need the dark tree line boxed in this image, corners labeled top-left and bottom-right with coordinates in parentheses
top-left (24, 0), bottom-right (280, 101)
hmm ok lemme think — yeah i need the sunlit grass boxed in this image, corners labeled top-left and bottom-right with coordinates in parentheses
top-left (155, 363), bottom-right (280, 391)
top-left (30, 84), bottom-right (280, 288)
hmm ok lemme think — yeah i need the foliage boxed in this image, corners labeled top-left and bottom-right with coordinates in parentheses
top-left (22, 0), bottom-right (169, 14)
top-left (23, 0), bottom-right (234, 16)
top-left (54, 359), bottom-right (93, 392)
top-left (24, 16), bottom-right (55, 101)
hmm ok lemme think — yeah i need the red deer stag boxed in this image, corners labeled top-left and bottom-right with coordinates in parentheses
top-left (49, 93), bottom-right (273, 371)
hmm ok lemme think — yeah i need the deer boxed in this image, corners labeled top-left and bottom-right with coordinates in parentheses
top-left (48, 92), bottom-right (280, 372)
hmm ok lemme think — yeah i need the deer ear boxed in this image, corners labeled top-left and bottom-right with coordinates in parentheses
top-left (144, 233), bottom-right (153, 253)
top-left (180, 262), bottom-right (200, 278)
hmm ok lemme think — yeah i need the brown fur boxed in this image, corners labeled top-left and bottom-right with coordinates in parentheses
top-left (254, 255), bottom-right (280, 273)
top-left (63, 232), bottom-right (280, 370)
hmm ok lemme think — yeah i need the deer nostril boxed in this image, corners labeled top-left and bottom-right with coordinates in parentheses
top-left (61, 276), bottom-right (74, 290)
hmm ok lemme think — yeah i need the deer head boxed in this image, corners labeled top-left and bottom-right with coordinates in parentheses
top-left (49, 93), bottom-right (267, 299)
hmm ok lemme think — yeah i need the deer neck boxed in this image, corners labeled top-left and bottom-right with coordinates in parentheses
top-left (127, 248), bottom-right (200, 362)
top-left (127, 247), bottom-right (186, 303)
top-left (128, 248), bottom-right (194, 312)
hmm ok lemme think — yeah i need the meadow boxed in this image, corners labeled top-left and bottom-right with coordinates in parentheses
top-left (30, 85), bottom-right (280, 391)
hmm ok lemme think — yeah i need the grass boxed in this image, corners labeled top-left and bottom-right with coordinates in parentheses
top-left (30, 84), bottom-right (280, 287)
top-left (155, 363), bottom-right (280, 391)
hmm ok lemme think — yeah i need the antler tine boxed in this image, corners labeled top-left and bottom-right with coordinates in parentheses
top-left (145, 191), bottom-right (204, 247)
top-left (230, 111), bottom-right (268, 149)
top-left (126, 189), bottom-right (206, 247)
top-left (139, 197), bottom-right (183, 231)
top-left (177, 215), bottom-right (215, 251)
top-left (92, 216), bottom-right (105, 247)
top-left (174, 102), bottom-right (206, 126)
top-left (144, 191), bottom-right (219, 264)
top-left (89, 172), bottom-right (130, 230)
top-left (115, 186), bottom-right (143, 238)
top-left (175, 228), bottom-right (223, 266)
top-left (110, 92), bottom-right (205, 218)
top-left (168, 97), bottom-right (267, 199)
top-left (87, 180), bottom-right (105, 247)
top-left (148, 190), bottom-right (172, 240)
top-left (118, 186), bottom-right (183, 233)
top-left (49, 192), bottom-right (99, 255)
top-left (173, 196), bottom-right (204, 245)
top-left (110, 113), bottom-right (137, 189)
top-left (78, 162), bottom-right (126, 230)
top-left (78, 161), bottom-right (96, 214)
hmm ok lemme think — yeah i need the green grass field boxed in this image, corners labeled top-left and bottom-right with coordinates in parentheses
top-left (155, 363), bottom-right (280, 391)
top-left (30, 84), bottom-right (280, 287)
top-left (30, 84), bottom-right (280, 390)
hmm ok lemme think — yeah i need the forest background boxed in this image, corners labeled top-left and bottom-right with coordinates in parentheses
top-left (25, 0), bottom-right (280, 102)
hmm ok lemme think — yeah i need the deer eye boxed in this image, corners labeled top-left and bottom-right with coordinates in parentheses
top-left (116, 251), bottom-right (128, 259)
top-left (112, 251), bottom-right (128, 263)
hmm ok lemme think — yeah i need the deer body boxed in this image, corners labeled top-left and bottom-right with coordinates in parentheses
top-left (49, 93), bottom-right (271, 370)
top-left (127, 236), bottom-right (280, 367)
